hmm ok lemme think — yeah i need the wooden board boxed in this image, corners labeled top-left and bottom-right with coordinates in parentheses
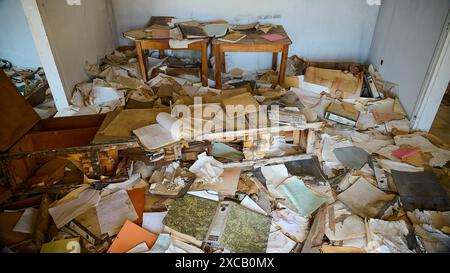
top-left (0, 70), bottom-right (40, 152)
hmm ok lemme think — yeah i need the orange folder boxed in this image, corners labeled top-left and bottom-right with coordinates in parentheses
top-left (107, 220), bottom-right (158, 253)
top-left (127, 188), bottom-right (145, 225)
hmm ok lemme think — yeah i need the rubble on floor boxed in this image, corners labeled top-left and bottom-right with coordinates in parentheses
top-left (1, 59), bottom-right (57, 119)
top-left (1, 49), bottom-right (450, 254)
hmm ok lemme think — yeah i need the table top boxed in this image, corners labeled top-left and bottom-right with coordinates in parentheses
top-left (212, 25), bottom-right (292, 46)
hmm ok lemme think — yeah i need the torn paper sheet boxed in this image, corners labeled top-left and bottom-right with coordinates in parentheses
top-left (272, 208), bottom-right (310, 243)
top-left (337, 177), bottom-right (396, 219)
top-left (260, 164), bottom-right (290, 199)
top-left (142, 212), bottom-right (168, 234)
top-left (102, 174), bottom-right (141, 196)
top-left (190, 168), bottom-right (240, 196)
top-left (266, 230), bottom-right (296, 253)
top-left (366, 219), bottom-right (413, 253)
top-left (325, 201), bottom-right (366, 242)
top-left (407, 210), bottom-right (450, 231)
top-left (189, 153), bottom-right (224, 184)
top-left (414, 224), bottom-right (450, 253)
top-left (240, 196), bottom-right (269, 216)
top-left (96, 190), bottom-right (138, 236)
top-left (49, 188), bottom-right (100, 229)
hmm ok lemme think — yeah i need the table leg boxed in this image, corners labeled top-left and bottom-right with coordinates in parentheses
top-left (136, 41), bottom-right (148, 82)
top-left (201, 42), bottom-right (208, 87)
top-left (159, 50), bottom-right (166, 59)
top-left (272, 52), bottom-right (278, 71)
top-left (279, 45), bottom-right (289, 86)
top-left (221, 52), bottom-right (226, 72)
top-left (214, 45), bottom-right (222, 89)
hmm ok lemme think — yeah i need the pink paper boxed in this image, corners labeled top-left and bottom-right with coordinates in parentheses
top-left (261, 34), bottom-right (286, 42)
top-left (392, 148), bottom-right (421, 160)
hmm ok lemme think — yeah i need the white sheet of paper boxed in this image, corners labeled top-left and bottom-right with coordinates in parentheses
top-left (13, 208), bottom-right (39, 234)
top-left (96, 190), bottom-right (138, 236)
top-left (261, 164), bottom-right (290, 199)
top-left (187, 191), bottom-right (219, 202)
top-left (266, 230), bottom-right (297, 253)
top-left (241, 196), bottom-right (268, 216)
top-left (272, 208), bottom-right (310, 243)
top-left (126, 242), bottom-right (150, 253)
top-left (337, 178), bottom-right (396, 219)
top-left (142, 212), bottom-right (168, 234)
top-left (49, 188), bottom-right (100, 229)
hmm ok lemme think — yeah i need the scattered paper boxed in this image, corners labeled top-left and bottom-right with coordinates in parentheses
top-left (142, 212), bottom-right (168, 234)
top-left (49, 188), bottom-right (100, 229)
top-left (97, 190), bottom-right (139, 236)
top-left (337, 178), bottom-right (396, 218)
top-left (189, 153), bottom-right (224, 184)
top-left (108, 220), bottom-right (158, 253)
top-left (12, 208), bottom-right (38, 234)
top-left (278, 177), bottom-right (328, 217)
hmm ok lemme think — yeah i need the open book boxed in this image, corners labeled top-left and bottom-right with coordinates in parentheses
top-left (133, 113), bottom-right (182, 151)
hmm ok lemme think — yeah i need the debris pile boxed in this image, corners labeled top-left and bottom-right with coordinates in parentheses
top-left (1, 44), bottom-right (450, 253)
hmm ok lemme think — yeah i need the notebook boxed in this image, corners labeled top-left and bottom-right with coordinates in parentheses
top-left (261, 33), bottom-right (286, 42)
top-left (218, 32), bottom-right (247, 43)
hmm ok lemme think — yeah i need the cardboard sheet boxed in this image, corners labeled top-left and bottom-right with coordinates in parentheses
top-left (304, 67), bottom-right (363, 99)
top-left (127, 188), bottom-right (145, 225)
top-left (100, 108), bottom-right (170, 137)
top-left (108, 220), bottom-right (158, 253)
top-left (41, 238), bottom-right (81, 253)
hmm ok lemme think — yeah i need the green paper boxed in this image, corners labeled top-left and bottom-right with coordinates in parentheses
top-left (279, 178), bottom-right (328, 217)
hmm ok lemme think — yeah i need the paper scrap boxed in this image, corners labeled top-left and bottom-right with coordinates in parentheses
top-left (97, 190), bottom-right (138, 236)
top-left (13, 208), bottom-right (38, 234)
top-left (142, 212), bottom-right (168, 234)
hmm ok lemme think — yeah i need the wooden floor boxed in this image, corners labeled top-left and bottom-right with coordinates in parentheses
top-left (430, 103), bottom-right (450, 145)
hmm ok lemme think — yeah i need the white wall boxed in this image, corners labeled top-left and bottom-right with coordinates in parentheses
top-left (36, 0), bottom-right (118, 98)
top-left (0, 0), bottom-right (41, 68)
top-left (112, 0), bottom-right (380, 71)
top-left (369, 0), bottom-right (450, 118)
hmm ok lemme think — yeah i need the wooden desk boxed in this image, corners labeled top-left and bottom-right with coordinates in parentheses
top-left (212, 26), bottom-right (292, 89)
top-left (134, 38), bottom-right (210, 86)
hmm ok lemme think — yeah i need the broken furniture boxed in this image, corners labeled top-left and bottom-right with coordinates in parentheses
top-left (212, 25), bottom-right (292, 89)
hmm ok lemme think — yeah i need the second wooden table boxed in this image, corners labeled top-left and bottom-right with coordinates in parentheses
top-left (212, 26), bottom-right (292, 89)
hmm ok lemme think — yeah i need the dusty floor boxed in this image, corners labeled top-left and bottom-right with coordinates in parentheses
top-left (430, 103), bottom-right (450, 145)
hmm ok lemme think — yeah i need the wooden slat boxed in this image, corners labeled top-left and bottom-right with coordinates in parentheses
top-left (0, 70), bottom-right (40, 152)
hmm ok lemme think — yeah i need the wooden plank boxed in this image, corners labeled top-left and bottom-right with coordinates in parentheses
top-left (0, 70), bottom-right (40, 153)
top-left (222, 154), bottom-right (313, 169)
top-left (197, 123), bottom-right (324, 141)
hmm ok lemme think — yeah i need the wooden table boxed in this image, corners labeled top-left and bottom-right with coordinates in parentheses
top-left (134, 38), bottom-right (210, 86)
top-left (212, 26), bottom-right (292, 89)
